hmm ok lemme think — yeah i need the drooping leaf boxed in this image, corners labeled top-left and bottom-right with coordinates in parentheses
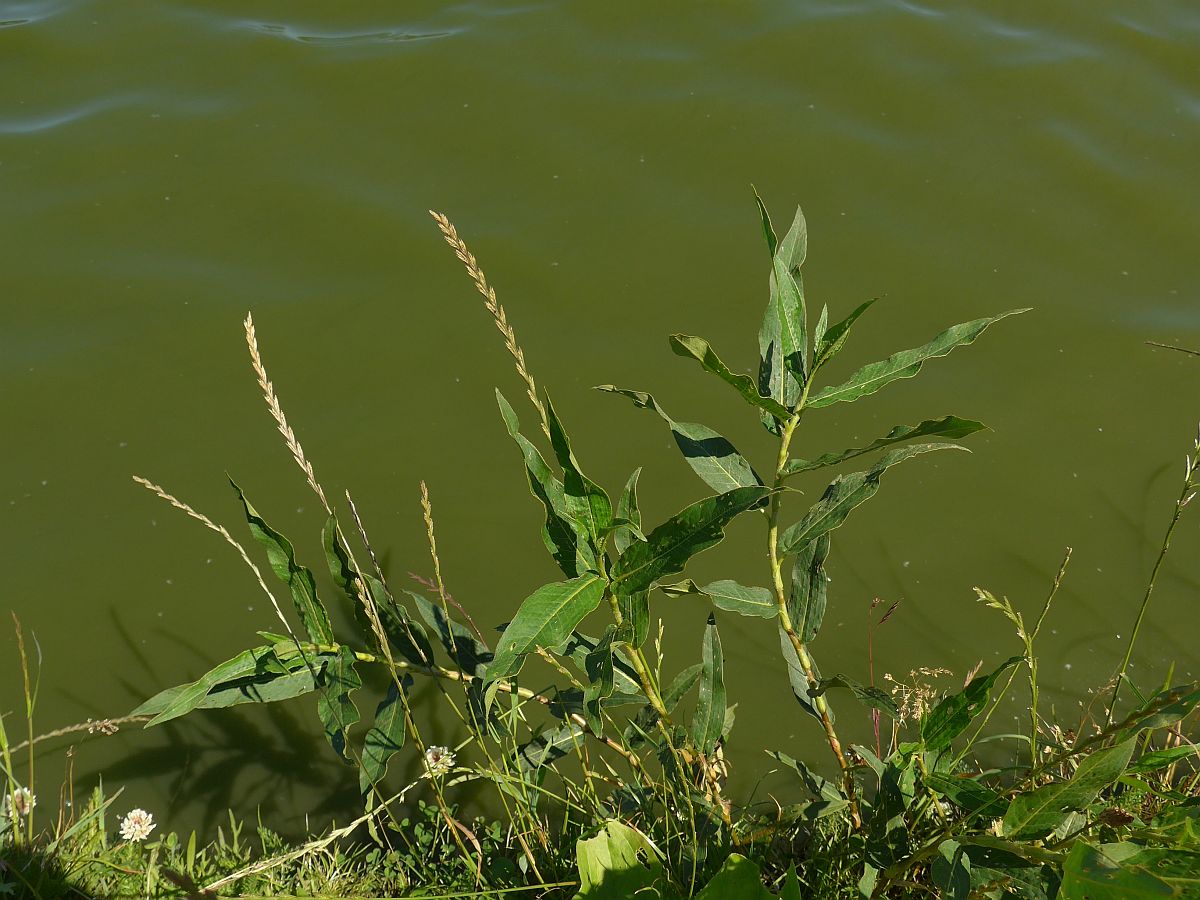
top-left (693, 853), bottom-right (773, 900)
top-left (1127, 745), bottom-right (1200, 775)
top-left (923, 772), bottom-right (1008, 819)
top-left (668, 334), bottom-right (792, 420)
top-left (558, 630), bottom-right (643, 696)
top-left (807, 309), bottom-right (1029, 408)
top-left (693, 614), bottom-right (726, 755)
top-left (1113, 682), bottom-right (1200, 743)
top-left (1059, 841), bottom-right (1200, 899)
top-left (583, 626), bottom-right (617, 736)
top-left (1001, 739), bottom-right (1136, 840)
top-left (230, 480), bottom-right (334, 644)
top-left (611, 486), bottom-right (771, 596)
top-left (812, 299), bottom-right (876, 373)
top-left (545, 396), bottom-right (613, 546)
top-left (921, 655), bottom-right (1023, 752)
top-left (778, 444), bottom-right (965, 556)
top-left (781, 416), bottom-right (987, 477)
top-left (412, 592), bottom-right (492, 678)
top-left (779, 628), bottom-right (830, 724)
top-left (813, 674), bottom-right (899, 718)
top-left (660, 578), bottom-right (777, 619)
top-left (359, 677), bottom-right (410, 793)
top-left (757, 204), bottom-right (808, 415)
top-left (322, 515), bottom-right (377, 642)
top-left (768, 750), bottom-right (845, 804)
top-left (317, 645), bottom-right (362, 761)
top-left (486, 574), bottom-right (607, 683)
top-left (362, 573), bottom-right (434, 668)
top-left (597, 386), bottom-right (763, 493)
top-left (789, 532), bottom-right (830, 643)
top-left (614, 468), bottom-right (644, 556)
top-left (497, 390), bottom-right (595, 577)
top-left (518, 721), bottom-right (586, 773)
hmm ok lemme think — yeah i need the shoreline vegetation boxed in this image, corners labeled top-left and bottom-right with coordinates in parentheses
top-left (3, 198), bottom-right (1198, 898)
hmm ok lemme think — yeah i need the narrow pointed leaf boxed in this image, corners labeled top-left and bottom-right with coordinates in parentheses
top-left (751, 185), bottom-right (778, 257)
top-left (317, 645), bottom-right (362, 761)
top-left (497, 390), bottom-right (595, 577)
top-left (558, 630), bottom-right (643, 696)
top-left (669, 334), bottom-right (791, 420)
top-left (598, 386), bottom-right (763, 493)
top-left (663, 578), bottom-right (776, 618)
top-left (322, 516), bottom-right (375, 639)
top-left (412, 592), bottom-right (492, 678)
top-left (923, 772), bottom-right (1008, 819)
top-left (768, 750), bottom-right (845, 803)
top-left (782, 416), bottom-right (987, 477)
top-left (812, 304), bottom-right (830, 362)
top-left (363, 573), bottom-right (434, 668)
top-left (814, 674), bottom-right (899, 718)
top-left (231, 480), bottom-right (334, 644)
top-left (545, 396), bottom-right (612, 545)
top-left (779, 628), bottom-right (830, 724)
top-left (611, 486), bottom-right (771, 596)
top-left (779, 444), bottom-right (965, 556)
top-left (613, 468), bottom-right (644, 555)
top-left (359, 677), bottom-right (409, 793)
top-left (518, 722), bottom-right (585, 772)
top-left (813, 299), bottom-right (876, 372)
top-left (921, 655), bottom-right (1023, 752)
top-left (583, 626), bottom-right (617, 736)
top-left (807, 309), bottom-right (1029, 408)
top-left (486, 574), bottom-right (607, 683)
top-left (616, 590), bottom-right (650, 646)
top-left (693, 614), bottom-right (726, 754)
top-left (789, 532), bottom-right (830, 643)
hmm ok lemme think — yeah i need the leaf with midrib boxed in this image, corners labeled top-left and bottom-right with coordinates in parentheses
top-left (360, 678), bottom-right (409, 793)
top-left (693, 614), bottom-right (726, 754)
top-left (921, 655), bottom-right (1023, 752)
top-left (812, 299), bottom-right (876, 373)
top-left (611, 486), bottom-right (771, 596)
top-left (779, 444), bottom-right (965, 556)
top-left (486, 574), bottom-right (607, 683)
top-left (1059, 842), bottom-right (1199, 899)
top-left (807, 309), bottom-right (1029, 408)
top-left (546, 396), bottom-right (612, 546)
top-left (782, 416), bottom-right (987, 477)
top-left (668, 334), bottom-right (792, 420)
top-left (598, 386), bottom-right (762, 493)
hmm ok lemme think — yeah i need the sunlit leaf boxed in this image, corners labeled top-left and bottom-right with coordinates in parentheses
top-left (660, 578), bottom-right (776, 619)
top-left (812, 299), bottom-right (876, 373)
top-left (575, 819), bottom-right (664, 899)
top-left (807, 309), bottom-right (1029, 408)
top-left (616, 590), bottom-right (650, 647)
top-left (668, 334), bottom-right (792, 420)
top-left (359, 677), bottom-right (410, 793)
top-left (546, 396), bottom-right (613, 545)
top-left (486, 574), bottom-right (607, 683)
top-left (757, 203), bottom-right (808, 415)
top-left (614, 468), bottom-right (644, 556)
top-left (1060, 841), bottom-right (1200, 899)
top-left (412, 591), bottom-right (492, 678)
top-left (923, 772), bottom-right (1008, 819)
top-left (920, 655), bottom-right (1023, 752)
top-left (693, 614), bottom-right (727, 755)
top-left (693, 853), bottom-right (772, 900)
top-left (317, 645), bottom-right (361, 761)
top-left (781, 416), bottom-right (987, 477)
top-left (789, 533), bottom-right (830, 642)
top-left (814, 674), bottom-right (898, 718)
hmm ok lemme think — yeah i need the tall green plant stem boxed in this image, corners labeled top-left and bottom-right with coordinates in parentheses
top-left (768, 405), bottom-right (861, 828)
top-left (1110, 451), bottom-right (1198, 722)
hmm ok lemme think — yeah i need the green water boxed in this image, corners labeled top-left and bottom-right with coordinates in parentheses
top-left (3, 1), bottom-right (1199, 834)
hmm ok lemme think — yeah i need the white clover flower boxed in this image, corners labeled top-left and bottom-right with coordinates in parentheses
top-left (119, 808), bottom-right (156, 842)
top-left (3, 787), bottom-right (35, 818)
top-left (424, 745), bottom-right (456, 778)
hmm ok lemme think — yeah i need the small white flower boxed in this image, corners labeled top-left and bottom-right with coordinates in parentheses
top-left (3, 787), bottom-right (35, 818)
top-left (424, 745), bottom-right (455, 778)
top-left (119, 808), bottom-right (156, 842)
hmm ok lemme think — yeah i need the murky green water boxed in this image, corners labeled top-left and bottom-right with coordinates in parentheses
top-left (4, 1), bottom-right (1199, 834)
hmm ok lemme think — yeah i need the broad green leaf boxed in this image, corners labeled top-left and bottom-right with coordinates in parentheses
top-left (412, 592), bottom-right (492, 678)
top-left (317, 645), bottom-right (361, 761)
top-left (597, 386), bottom-right (763, 493)
top-left (693, 614), bottom-right (726, 754)
top-left (612, 486), bottom-right (771, 596)
top-left (546, 396), bottom-right (613, 546)
top-left (1060, 842), bottom-right (1200, 899)
top-left (962, 842), bottom-right (1059, 900)
top-left (807, 309), bottom-right (1029, 408)
top-left (931, 840), bottom-right (971, 900)
top-left (518, 722), bottom-right (586, 773)
top-left (668, 334), bottom-right (792, 420)
top-left (781, 416), bottom-right (987, 477)
top-left (789, 532), bottom-right (830, 643)
top-left (359, 678), bottom-right (409, 793)
top-left (322, 515), bottom-right (376, 641)
top-left (1002, 739), bottom-right (1136, 840)
top-left (486, 574), bottom-right (607, 683)
top-left (1128, 745), bottom-right (1200, 775)
top-left (583, 626), bottom-right (617, 736)
top-left (575, 819), bottom-right (664, 899)
top-left (812, 299), bottom-right (876, 373)
top-left (616, 590), bottom-right (650, 647)
top-left (779, 444), bottom-right (965, 556)
top-left (497, 390), bottom-right (595, 577)
top-left (558, 631), bottom-right (643, 696)
top-left (614, 468), bottom-right (644, 556)
top-left (1114, 682), bottom-right (1200, 742)
top-left (757, 204), bottom-right (809, 413)
top-left (230, 480), bottom-right (334, 645)
top-left (923, 772), bottom-right (1008, 819)
top-left (694, 853), bottom-right (772, 900)
top-left (768, 750), bottom-right (845, 804)
top-left (814, 674), bottom-right (898, 718)
top-left (779, 628), bottom-right (830, 724)
top-left (921, 655), bottom-right (1023, 752)
top-left (779, 866), bottom-right (802, 900)
top-left (363, 574), bottom-right (434, 668)
top-left (699, 580), bottom-right (776, 618)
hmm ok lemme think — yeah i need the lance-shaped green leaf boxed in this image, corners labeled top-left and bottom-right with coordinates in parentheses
top-left (1060, 842), bottom-right (1200, 899)
top-left (231, 480), bottom-right (334, 645)
top-left (545, 396), bottom-right (612, 546)
top-left (558, 630), bottom-right (643, 696)
top-left (758, 204), bottom-right (809, 410)
top-left (359, 677), bottom-right (410, 793)
top-left (692, 614), bottom-right (727, 755)
top-left (782, 416), bottom-right (987, 477)
top-left (583, 626), bottom-right (617, 736)
top-left (412, 592), bottom-right (492, 678)
top-left (597, 386), bottom-right (763, 493)
top-left (779, 444), bottom-right (965, 556)
top-left (780, 628), bottom-right (830, 724)
top-left (813, 674), bottom-right (898, 718)
top-left (611, 486), bottom-right (771, 596)
top-left (661, 579), bottom-right (776, 619)
top-left (768, 750), bottom-right (846, 804)
top-left (613, 468), bottom-right (643, 555)
top-left (668, 334), bottom-right (792, 420)
top-left (517, 721), bottom-right (585, 772)
top-left (807, 309), bottom-right (1029, 408)
top-left (789, 532), bottom-right (830, 643)
top-left (921, 655), bottom-right (1023, 752)
top-left (497, 390), bottom-right (595, 577)
top-left (812, 299), bottom-right (876, 373)
top-left (317, 645), bottom-right (362, 761)
top-left (752, 185), bottom-right (779, 257)
top-left (923, 773), bottom-right (1009, 819)
top-left (322, 516), bottom-right (376, 641)
top-left (616, 590), bottom-right (650, 647)
top-left (1002, 739), bottom-right (1136, 840)
top-left (486, 574), bottom-right (607, 683)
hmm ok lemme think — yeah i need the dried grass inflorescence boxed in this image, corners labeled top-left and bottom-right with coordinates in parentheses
top-left (884, 667), bottom-right (954, 724)
top-left (429, 210), bottom-right (549, 438)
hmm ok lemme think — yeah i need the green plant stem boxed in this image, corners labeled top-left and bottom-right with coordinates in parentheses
top-left (768, 405), bottom-right (861, 829)
top-left (1110, 457), bottom-right (1198, 723)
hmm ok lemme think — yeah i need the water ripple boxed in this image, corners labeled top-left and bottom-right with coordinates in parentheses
top-left (234, 19), bottom-right (457, 47)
